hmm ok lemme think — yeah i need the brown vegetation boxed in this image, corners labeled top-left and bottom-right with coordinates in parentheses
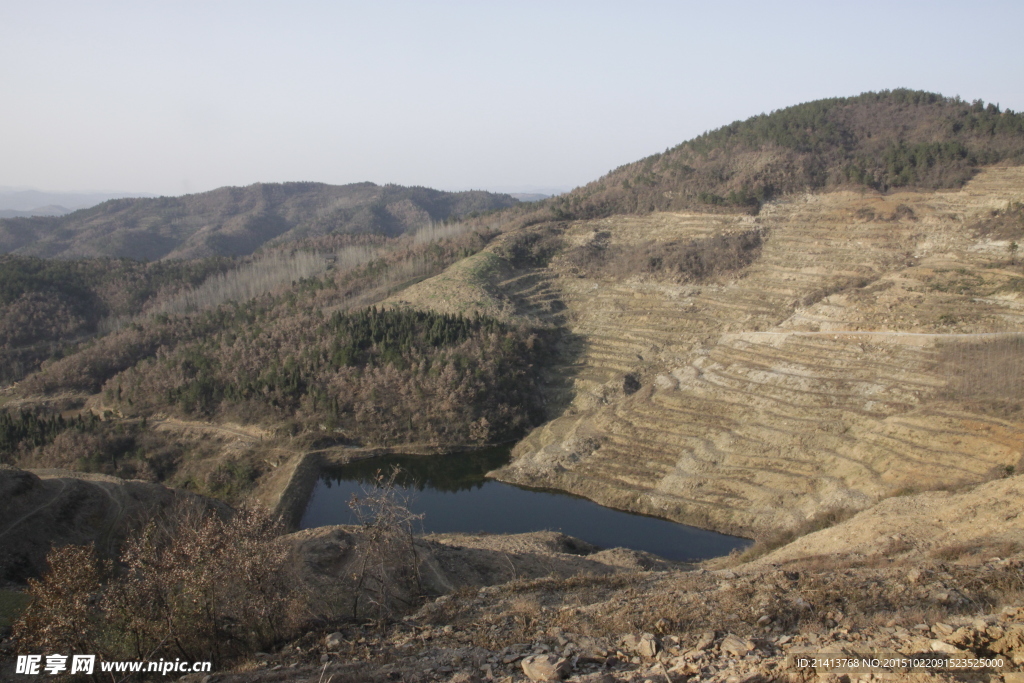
top-left (561, 229), bottom-right (763, 282)
top-left (0, 255), bottom-right (230, 385)
top-left (14, 506), bottom-right (301, 667)
top-left (973, 201), bottom-right (1024, 240)
top-left (346, 468), bottom-right (424, 621)
top-left (937, 335), bottom-right (1024, 416)
top-left (105, 305), bottom-right (546, 447)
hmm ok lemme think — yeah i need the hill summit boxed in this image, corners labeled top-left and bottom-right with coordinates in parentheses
top-left (545, 89), bottom-right (1024, 220)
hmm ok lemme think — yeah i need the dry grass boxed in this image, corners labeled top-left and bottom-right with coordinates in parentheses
top-left (931, 540), bottom-right (1022, 562)
top-left (936, 335), bottom-right (1024, 416)
top-left (734, 506), bottom-right (860, 563)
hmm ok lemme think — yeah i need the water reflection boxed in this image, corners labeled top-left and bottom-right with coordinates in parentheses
top-left (302, 447), bottom-right (751, 561)
top-left (318, 446), bottom-right (512, 493)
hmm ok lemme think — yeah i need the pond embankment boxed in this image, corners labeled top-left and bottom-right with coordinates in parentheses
top-left (273, 446), bottom-right (751, 562)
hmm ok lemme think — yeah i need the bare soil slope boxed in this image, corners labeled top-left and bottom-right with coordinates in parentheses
top-left (395, 167), bottom-right (1024, 538)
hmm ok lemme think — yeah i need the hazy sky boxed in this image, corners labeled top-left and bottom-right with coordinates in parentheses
top-left (2, 1), bottom-right (1022, 197)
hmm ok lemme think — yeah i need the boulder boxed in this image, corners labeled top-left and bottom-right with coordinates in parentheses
top-left (637, 633), bottom-right (659, 658)
top-left (720, 634), bottom-right (755, 657)
top-left (520, 654), bottom-right (570, 681)
top-left (695, 631), bottom-right (717, 650)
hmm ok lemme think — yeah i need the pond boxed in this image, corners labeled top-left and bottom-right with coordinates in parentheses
top-left (300, 446), bottom-right (751, 561)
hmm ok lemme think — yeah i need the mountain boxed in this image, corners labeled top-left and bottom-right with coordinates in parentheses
top-left (509, 193), bottom-right (551, 202)
top-left (0, 188), bottom-right (152, 213)
top-left (4, 90), bottom-right (1024, 678)
top-left (0, 182), bottom-right (519, 260)
top-left (539, 89), bottom-right (1024, 220)
top-left (0, 206), bottom-right (70, 219)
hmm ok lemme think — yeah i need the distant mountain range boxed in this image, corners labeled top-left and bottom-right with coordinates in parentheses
top-left (508, 193), bottom-right (551, 202)
top-left (0, 206), bottom-right (71, 219)
top-left (0, 182), bottom-right (519, 260)
top-left (0, 188), bottom-right (153, 216)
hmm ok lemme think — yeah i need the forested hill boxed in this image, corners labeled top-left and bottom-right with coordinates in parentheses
top-left (0, 182), bottom-right (518, 260)
top-left (541, 89), bottom-right (1024, 220)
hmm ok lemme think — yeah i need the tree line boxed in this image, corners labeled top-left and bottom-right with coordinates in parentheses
top-left (0, 409), bottom-right (101, 464)
top-left (105, 305), bottom-right (545, 446)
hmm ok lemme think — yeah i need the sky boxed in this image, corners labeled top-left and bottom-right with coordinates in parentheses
top-left (2, 0), bottom-right (1023, 198)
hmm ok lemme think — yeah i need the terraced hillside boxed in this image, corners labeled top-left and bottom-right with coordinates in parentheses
top-left (393, 167), bottom-right (1024, 538)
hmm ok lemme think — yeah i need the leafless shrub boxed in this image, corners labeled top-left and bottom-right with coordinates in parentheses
top-left (495, 226), bottom-right (566, 268)
top-left (932, 540), bottom-right (1022, 562)
top-left (347, 468), bottom-right (424, 622)
top-left (13, 505), bottom-right (300, 670)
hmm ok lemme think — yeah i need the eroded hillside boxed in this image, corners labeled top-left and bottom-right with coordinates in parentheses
top-left (390, 166), bottom-right (1024, 538)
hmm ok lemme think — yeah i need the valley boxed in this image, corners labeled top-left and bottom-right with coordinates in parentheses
top-left (3, 90), bottom-right (1024, 682)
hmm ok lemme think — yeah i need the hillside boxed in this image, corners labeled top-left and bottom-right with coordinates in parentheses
top-left (0, 182), bottom-right (518, 260)
top-left (391, 166), bottom-right (1024, 537)
top-left (0, 254), bottom-right (233, 385)
top-left (4, 89), bottom-right (1024, 681)
top-left (4, 92), bottom-right (1024, 540)
top-left (530, 90), bottom-right (1024, 222)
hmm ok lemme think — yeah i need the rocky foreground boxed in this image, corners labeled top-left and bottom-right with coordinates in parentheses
top-left (181, 469), bottom-right (1024, 682)
top-left (182, 550), bottom-right (1023, 683)
top-left (6, 467), bottom-right (1024, 682)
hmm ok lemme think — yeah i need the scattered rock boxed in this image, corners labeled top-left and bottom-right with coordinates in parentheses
top-left (695, 631), bottom-right (716, 650)
top-left (720, 634), bottom-right (755, 657)
top-left (637, 633), bottom-right (659, 658)
top-left (324, 632), bottom-right (345, 649)
top-left (521, 654), bottom-right (570, 681)
top-left (990, 625), bottom-right (1024, 665)
top-left (929, 640), bottom-right (961, 654)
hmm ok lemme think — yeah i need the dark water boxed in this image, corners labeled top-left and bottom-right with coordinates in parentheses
top-left (300, 446), bottom-right (750, 561)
